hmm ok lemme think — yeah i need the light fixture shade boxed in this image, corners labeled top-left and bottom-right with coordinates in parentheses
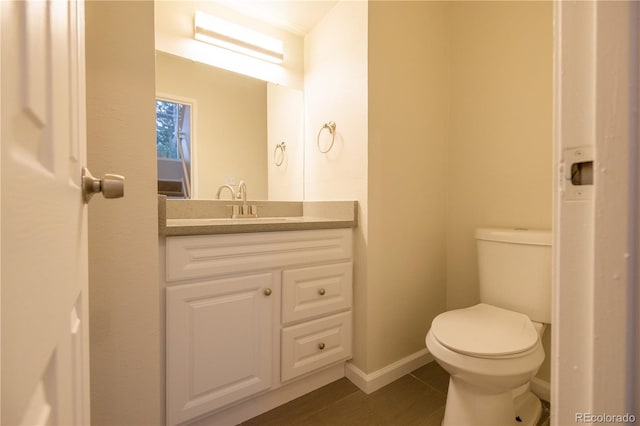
top-left (194, 11), bottom-right (284, 64)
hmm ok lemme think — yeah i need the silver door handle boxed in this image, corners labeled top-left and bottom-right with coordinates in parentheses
top-left (82, 167), bottom-right (125, 203)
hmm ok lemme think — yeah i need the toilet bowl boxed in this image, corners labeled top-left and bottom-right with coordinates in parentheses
top-left (424, 227), bottom-right (551, 426)
top-left (426, 303), bottom-right (545, 426)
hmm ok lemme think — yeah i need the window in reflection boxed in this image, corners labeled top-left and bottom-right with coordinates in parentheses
top-left (156, 98), bottom-right (193, 198)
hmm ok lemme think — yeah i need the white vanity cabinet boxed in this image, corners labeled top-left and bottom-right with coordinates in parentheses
top-left (164, 229), bottom-right (353, 426)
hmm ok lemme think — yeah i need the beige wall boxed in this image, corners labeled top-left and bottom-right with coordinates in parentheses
top-left (303, 0), bottom-right (369, 369)
top-left (366, 1), bottom-right (552, 376)
top-left (304, 1), bottom-right (368, 366)
top-left (303, 0), bottom-right (368, 202)
top-left (85, 2), bottom-right (161, 425)
top-left (446, 1), bottom-right (553, 310)
top-left (307, 1), bottom-right (551, 378)
top-left (446, 1), bottom-right (553, 380)
top-left (156, 52), bottom-right (268, 200)
top-left (367, 1), bottom-right (449, 372)
top-left (267, 83), bottom-right (304, 200)
top-left (304, 1), bottom-right (368, 368)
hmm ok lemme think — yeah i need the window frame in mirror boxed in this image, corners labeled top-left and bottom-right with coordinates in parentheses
top-left (156, 93), bottom-right (198, 198)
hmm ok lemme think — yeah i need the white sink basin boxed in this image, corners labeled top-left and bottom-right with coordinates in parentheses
top-left (167, 217), bottom-right (302, 226)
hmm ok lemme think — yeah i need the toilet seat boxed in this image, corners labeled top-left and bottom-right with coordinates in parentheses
top-left (431, 303), bottom-right (538, 358)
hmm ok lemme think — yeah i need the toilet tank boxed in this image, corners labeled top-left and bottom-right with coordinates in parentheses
top-left (476, 228), bottom-right (552, 323)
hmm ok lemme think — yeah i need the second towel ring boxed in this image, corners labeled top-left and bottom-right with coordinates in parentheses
top-left (317, 121), bottom-right (337, 153)
top-left (274, 141), bottom-right (286, 166)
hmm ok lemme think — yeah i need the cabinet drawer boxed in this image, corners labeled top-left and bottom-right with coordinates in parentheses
top-left (166, 229), bottom-right (352, 282)
top-left (281, 312), bottom-right (351, 382)
top-left (282, 262), bottom-right (352, 324)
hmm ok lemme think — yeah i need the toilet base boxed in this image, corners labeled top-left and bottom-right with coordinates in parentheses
top-left (442, 377), bottom-right (541, 426)
top-left (513, 388), bottom-right (542, 426)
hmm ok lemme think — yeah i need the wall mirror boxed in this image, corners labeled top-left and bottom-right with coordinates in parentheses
top-left (155, 51), bottom-right (304, 201)
top-left (153, 0), bottom-right (334, 201)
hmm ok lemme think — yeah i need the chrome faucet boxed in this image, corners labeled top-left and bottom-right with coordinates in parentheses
top-left (232, 180), bottom-right (257, 218)
top-left (216, 184), bottom-right (236, 200)
top-left (237, 180), bottom-right (247, 203)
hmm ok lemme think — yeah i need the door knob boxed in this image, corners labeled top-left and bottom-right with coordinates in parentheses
top-left (82, 167), bottom-right (125, 203)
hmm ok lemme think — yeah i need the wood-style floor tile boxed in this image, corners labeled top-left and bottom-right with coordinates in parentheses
top-left (243, 361), bottom-right (551, 426)
top-left (242, 378), bottom-right (360, 426)
top-left (409, 362), bottom-right (450, 395)
top-left (250, 375), bottom-right (445, 426)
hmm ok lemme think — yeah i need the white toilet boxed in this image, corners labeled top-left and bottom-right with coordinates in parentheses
top-left (425, 228), bottom-right (551, 426)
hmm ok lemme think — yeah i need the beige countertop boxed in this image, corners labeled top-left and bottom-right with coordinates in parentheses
top-left (158, 197), bottom-right (358, 236)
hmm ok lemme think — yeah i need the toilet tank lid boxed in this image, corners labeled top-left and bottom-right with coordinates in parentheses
top-left (475, 228), bottom-right (551, 246)
top-left (431, 303), bottom-right (539, 357)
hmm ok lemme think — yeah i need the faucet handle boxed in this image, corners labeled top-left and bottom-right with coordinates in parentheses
top-left (241, 204), bottom-right (259, 216)
top-left (229, 204), bottom-right (258, 218)
top-left (238, 204), bottom-right (255, 216)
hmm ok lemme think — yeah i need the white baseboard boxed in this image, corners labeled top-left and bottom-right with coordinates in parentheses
top-left (345, 349), bottom-right (434, 394)
top-left (531, 377), bottom-right (550, 402)
top-left (345, 349), bottom-right (550, 403)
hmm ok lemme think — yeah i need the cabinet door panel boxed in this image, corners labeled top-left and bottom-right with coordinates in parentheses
top-left (166, 273), bottom-right (275, 425)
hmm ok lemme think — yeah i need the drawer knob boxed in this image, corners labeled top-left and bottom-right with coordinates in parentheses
top-left (318, 288), bottom-right (326, 296)
top-left (263, 288), bottom-right (272, 296)
top-left (318, 343), bottom-right (325, 350)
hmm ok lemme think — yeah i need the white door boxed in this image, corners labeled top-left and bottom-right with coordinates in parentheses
top-left (1, 1), bottom-right (91, 424)
top-left (553, 1), bottom-right (638, 423)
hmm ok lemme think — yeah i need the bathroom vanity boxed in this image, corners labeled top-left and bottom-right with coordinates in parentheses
top-left (159, 198), bottom-right (357, 425)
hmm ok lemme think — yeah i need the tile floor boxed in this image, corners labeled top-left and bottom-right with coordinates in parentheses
top-left (242, 362), bottom-right (550, 426)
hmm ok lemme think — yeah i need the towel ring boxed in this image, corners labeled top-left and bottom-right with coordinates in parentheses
top-left (317, 121), bottom-right (336, 154)
top-left (274, 141), bottom-right (286, 166)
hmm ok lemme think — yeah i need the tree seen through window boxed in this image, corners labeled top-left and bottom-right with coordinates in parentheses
top-left (156, 99), bottom-right (184, 159)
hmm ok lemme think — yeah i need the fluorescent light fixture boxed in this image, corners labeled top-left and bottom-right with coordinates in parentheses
top-left (194, 11), bottom-right (284, 64)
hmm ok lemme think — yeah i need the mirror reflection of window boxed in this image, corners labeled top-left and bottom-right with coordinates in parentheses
top-left (156, 98), bottom-right (192, 198)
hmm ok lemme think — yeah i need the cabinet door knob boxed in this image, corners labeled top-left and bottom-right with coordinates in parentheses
top-left (263, 288), bottom-right (272, 296)
top-left (318, 343), bottom-right (325, 350)
top-left (318, 288), bottom-right (326, 296)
